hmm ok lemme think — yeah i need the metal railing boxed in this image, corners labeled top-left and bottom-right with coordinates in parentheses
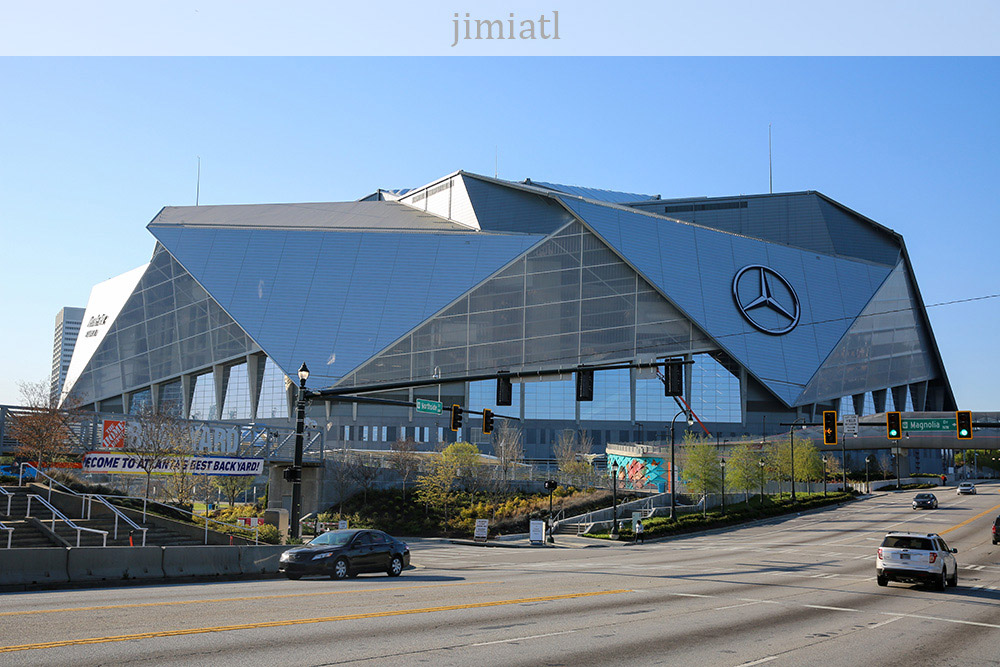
top-left (0, 486), bottom-right (12, 516)
top-left (26, 494), bottom-right (107, 547)
top-left (0, 521), bottom-right (12, 549)
top-left (82, 494), bottom-right (148, 546)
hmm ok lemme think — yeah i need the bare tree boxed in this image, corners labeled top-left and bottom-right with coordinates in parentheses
top-left (349, 452), bottom-right (382, 505)
top-left (493, 419), bottom-right (523, 482)
top-left (554, 430), bottom-right (591, 481)
top-left (127, 403), bottom-right (188, 510)
top-left (7, 380), bottom-right (74, 473)
top-left (327, 447), bottom-right (357, 517)
top-left (388, 437), bottom-right (419, 499)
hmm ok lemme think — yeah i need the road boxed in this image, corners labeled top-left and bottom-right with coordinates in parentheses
top-left (2, 484), bottom-right (1000, 666)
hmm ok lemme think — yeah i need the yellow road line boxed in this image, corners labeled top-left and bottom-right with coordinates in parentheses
top-left (0, 589), bottom-right (630, 654)
top-left (0, 581), bottom-right (500, 617)
top-left (940, 502), bottom-right (1000, 535)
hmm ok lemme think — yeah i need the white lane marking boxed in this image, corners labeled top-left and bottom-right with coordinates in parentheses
top-left (715, 601), bottom-right (765, 610)
top-left (674, 592), bottom-right (714, 598)
top-left (470, 629), bottom-right (577, 647)
top-left (804, 605), bottom-right (858, 612)
top-left (868, 616), bottom-right (903, 630)
top-left (879, 611), bottom-right (1000, 630)
top-left (734, 656), bottom-right (778, 666)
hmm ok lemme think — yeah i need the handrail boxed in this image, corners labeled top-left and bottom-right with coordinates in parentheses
top-left (0, 486), bottom-right (11, 516)
top-left (0, 521), bottom-right (12, 549)
top-left (19, 463), bottom-right (77, 502)
top-left (83, 494), bottom-right (148, 546)
top-left (26, 494), bottom-right (107, 547)
top-left (97, 492), bottom-right (263, 545)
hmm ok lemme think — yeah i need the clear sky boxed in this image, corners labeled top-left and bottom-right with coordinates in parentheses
top-left (0, 57), bottom-right (997, 409)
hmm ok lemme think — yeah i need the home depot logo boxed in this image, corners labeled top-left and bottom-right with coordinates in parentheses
top-left (101, 419), bottom-right (126, 449)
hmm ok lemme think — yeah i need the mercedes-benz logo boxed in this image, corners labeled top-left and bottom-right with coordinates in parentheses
top-left (732, 265), bottom-right (800, 335)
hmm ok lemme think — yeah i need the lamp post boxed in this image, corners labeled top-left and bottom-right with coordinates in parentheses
top-left (759, 458), bottom-right (766, 505)
top-left (290, 362), bottom-right (309, 539)
top-left (821, 456), bottom-right (828, 497)
top-left (610, 461), bottom-right (620, 537)
top-left (719, 458), bottom-right (726, 515)
top-left (670, 409), bottom-right (694, 520)
top-left (865, 455), bottom-right (872, 495)
top-left (789, 417), bottom-right (805, 501)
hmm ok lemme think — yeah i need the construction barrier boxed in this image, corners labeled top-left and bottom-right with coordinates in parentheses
top-left (162, 545), bottom-right (241, 578)
top-left (0, 548), bottom-right (69, 586)
top-left (239, 545), bottom-right (289, 575)
top-left (67, 546), bottom-right (165, 582)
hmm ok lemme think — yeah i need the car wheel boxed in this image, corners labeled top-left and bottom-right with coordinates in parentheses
top-left (331, 558), bottom-right (350, 580)
top-left (948, 567), bottom-right (958, 587)
top-left (285, 573), bottom-right (302, 581)
top-left (387, 555), bottom-right (404, 577)
top-left (877, 574), bottom-right (888, 587)
top-left (936, 570), bottom-right (948, 591)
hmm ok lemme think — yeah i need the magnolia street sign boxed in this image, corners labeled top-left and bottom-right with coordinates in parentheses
top-left (83, 453), bottom-right (264, 476)
top-left (902, 418), bottom-right (956, 432)
top-left (415, 399), bottom-right (443, 415)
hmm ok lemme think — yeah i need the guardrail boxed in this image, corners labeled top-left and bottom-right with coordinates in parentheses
top-left (26, 494), bottom-right (107, 547)
top-left (83, 494), bottom-right (148, 546)
top-left (0, 521), bottom-right (12, 549)
top-left (0, 486), bottom-right (11, 516)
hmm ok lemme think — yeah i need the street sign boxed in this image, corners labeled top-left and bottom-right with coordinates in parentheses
top-left (415, 399), bottom-right (443, 415)
top-left (902, 418), bottom-right (956, 432)
top-left (843, 414), bottom-right (859, 436)
top-left (529, 520), bottom-right (545, 545)
top-left (474, 519), bottom-right (489, 542)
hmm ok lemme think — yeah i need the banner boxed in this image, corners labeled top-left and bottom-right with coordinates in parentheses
top-left (82, 452), bottom-right (264, 476)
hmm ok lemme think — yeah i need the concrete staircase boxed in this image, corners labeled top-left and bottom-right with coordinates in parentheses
top-left (1, 485), bottom-right (206, 548)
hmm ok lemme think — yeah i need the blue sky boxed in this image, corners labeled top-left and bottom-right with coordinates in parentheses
top-left (0, 58), bottom-right (997, 408)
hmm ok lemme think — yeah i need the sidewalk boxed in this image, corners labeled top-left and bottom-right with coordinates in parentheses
top-left (447, 533), bottom-right (627, 549)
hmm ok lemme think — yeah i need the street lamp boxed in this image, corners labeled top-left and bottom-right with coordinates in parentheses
top-left (865, 455), bottom-right (872, 495)
top-left (789, 417), bottom-right (806, 501)
top-left (821, 456), bottom-right (828, 497)
top-left (670, 409), bottom-right (694, 519)
top-left (290, 362), bottom-right (310, 539)
top-left (759, 458), bottom-right (766, 505)
top-left (610, 461), bottom-right (620, 537)
top-left (719, 458), bottom-right (726, 515)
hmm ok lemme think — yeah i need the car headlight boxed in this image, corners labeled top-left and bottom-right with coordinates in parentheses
top-left (312, 552), bottom-right (334, 560)
top-left (280, 552), bottom-right (292, 562)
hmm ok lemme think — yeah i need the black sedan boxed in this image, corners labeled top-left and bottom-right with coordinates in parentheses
top-left (912, 493), bottom-right (939, 509)
top-left (279, 529), bottom-right (410, 580)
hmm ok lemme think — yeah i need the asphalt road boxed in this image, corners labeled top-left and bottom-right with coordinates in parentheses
top-left (3, 484), bottom-right (1000, 666)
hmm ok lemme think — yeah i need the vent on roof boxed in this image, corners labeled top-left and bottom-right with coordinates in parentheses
top-left (663, 201), bottom-right (748, 214)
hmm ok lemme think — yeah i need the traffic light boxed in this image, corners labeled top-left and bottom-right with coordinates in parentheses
top-left (496, 376), bottom-right (512, 406)
top-left (450, 405), bottom-right (463, 432)
top-left (956, 410), bottom-right (973, 439)
top-left (576, 369), bottom-right (594, 401)
top-left (823, 411), bottom-right (838, 445)
top-left (664, 359), bottom-right (683, 396)
top-left (886, 412), bottom-right (902, 440)
top-left (482, 409), bottom-right (494, 435)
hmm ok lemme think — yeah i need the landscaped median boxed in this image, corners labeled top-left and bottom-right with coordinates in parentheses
top-left (588, 491), bottom-right (857, 541)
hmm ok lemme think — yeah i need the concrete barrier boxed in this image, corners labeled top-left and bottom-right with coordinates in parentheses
top-left (0, 548), bottom-right (69, 586)
top-left (239, 545), bottom-right (288, 575)
top-left (162, 545), bottom-right (241, 578)
top-left (67, 546), bottom-right (164, 583)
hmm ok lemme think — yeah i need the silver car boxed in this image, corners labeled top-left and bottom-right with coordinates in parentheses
top-left (957, 482), bottom-right (977, 495)
top-left (877, 532), bottom-right (958, 590)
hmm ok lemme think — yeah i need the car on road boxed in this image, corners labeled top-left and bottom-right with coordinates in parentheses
top-left (279, 529), bottom-right (410, 580)
top-left (957, 482), bottom-right (977, 495)
top-left (876, 532), bottom-right (958, 590)
top-left (993, 516), bottom-right (999, 545)
top-left (912, 493), bottom-right (938, 509)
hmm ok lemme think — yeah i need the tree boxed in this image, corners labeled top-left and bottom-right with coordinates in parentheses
top-left (765, 437), bottom-right (794, 493)
top-left (126, 403), bottom-right (189, 510)
top-left (388, 437), bottom-right (419, 499)
top-left (7, 380), bottom-right (74, 473)
top-left (213, 475), bottom-right (255, 507)
top-left (793, 439), bottom-right (824, 488)
top-left (327, 447), bottom-right (357, 517)
top-left (553, 431), bottom-right (592, 481)
top-left (493, 419), bottom-right (523, 481)
top-left (681, 436), bottom-right (721, 514)
top-left (727, 441), bottom-right (763, 502)
top-left (415, 456), bottom-right (458, 528)
top-left (349, 452), bottom-right (382, 504)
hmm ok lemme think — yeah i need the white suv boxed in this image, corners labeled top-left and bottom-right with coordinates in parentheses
top-left (876, 532), bottom-right (958, 590)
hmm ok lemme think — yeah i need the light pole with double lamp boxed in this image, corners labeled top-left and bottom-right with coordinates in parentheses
top-left (290, 362), bottom-right (310, 539)
top-left (719, 458), bottom-right (726, 515)
top-left (610, 461), bottom-right (620, 537)
top-left (670, 409), bottom-right (694, 519)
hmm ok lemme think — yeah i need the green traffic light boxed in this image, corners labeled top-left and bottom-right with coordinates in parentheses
top-left (889, 430), bottom-right (898, 437)
top-left (960, 429), bottom-right (969, 437)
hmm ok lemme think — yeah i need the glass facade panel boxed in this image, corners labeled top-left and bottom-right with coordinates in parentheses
top-left (258, 357), bottom-right (289, 420)
top-left (690, 353), bottom-right (741, 423)
top-left (524, 378), bottom-right (576, 420)
top-left (223, 363), bottom-right (251, 420)
top-left (189, 372), bottom-right (216, 421)
top-left (580, 369), bottom-right (630, 420)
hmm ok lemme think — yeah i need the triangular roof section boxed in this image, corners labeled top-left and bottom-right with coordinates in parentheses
top-left (556, 196), bottom-right (892, 407)
top-left (523, 179), bottom-right (659, 204)
top-left (150, 224), bottom-right (546, 390)
top-left (61, 263), bottom-right (149, 405)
